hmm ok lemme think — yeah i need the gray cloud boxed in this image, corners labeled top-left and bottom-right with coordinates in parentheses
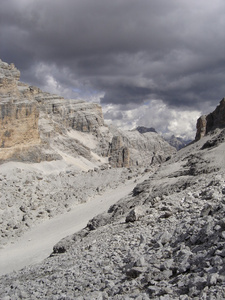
top-left (1, 0), bottom-right (225, 136)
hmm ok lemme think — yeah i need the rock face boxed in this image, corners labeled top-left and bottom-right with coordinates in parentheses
top-left (0, 101), bottom-right (40, 157)
top-left (0, 61), bottom-right (40, 161)
top-left (0, 59), bottom-right (175, 167)
top-left (195, 97), bottom-right (225, 140)
top-left (108, 136), bottom-right (130, 167)
top-left (0, 59), bottom-right (105, 163)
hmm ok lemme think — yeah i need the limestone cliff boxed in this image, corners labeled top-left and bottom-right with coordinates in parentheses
top-left (0, 61), bottom-right (41, 161)
top-left (195, 98), bottom-right (225, 141)
top-left (108, 136), bottom-right (130, 168)
top-left (0, 60), bottom-right (105, 164)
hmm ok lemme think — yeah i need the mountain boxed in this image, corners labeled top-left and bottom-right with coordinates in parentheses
top-left (1, 59), bottom-right (225, 299)
top-left (135, 126), bottom-right (157, 134)
top-left (164, 135), bottom-right (192, 150)
top-left (135, 127), bottom-right (192, 150)
top-left (0, 59), bottom-right (175, 168)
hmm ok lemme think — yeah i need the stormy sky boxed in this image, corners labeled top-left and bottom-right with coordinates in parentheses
top-left (1, 0), bottom-right (225, 139)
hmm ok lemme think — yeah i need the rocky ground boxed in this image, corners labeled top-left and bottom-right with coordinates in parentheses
top-left (0, 161), bottom-right (147, 247)
top-left (0, 129), bottom-right (225, 299)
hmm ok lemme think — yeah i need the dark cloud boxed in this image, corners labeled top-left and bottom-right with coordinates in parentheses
top-left (1, 0), bottom-right (225, 133)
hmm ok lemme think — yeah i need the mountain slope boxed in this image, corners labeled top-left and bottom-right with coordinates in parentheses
top-left (164, 135), bottom-right (192, 150)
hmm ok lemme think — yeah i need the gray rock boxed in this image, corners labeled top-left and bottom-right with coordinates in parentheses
top-left (125, 206), bottom-right (145, 223)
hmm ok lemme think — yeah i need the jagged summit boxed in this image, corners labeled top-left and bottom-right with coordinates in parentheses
top-left (135, 126), bottom-right (157, 134)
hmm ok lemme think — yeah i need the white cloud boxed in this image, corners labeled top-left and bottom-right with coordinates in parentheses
top-left (103, 100), bottom-right (201, 140)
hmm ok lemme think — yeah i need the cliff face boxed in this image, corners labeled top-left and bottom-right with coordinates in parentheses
top-left (0, 100), bottom-right (40, 152)
top-left (0, 61), bottom-right (20, 91)
top-left (107, 126), bottom-right (176, 168)
top-left (0, 61), bottom-right (40, 161)
top-left (195, 98), bottom-right (225, 141)
top-left (108, 136), bottom-right (130, 168)
top-left (0, 60), bottom-right (105, 163)
top-left (0, 59), bottom-right (175, 167)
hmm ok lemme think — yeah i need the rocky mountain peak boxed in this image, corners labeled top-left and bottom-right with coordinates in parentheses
top-left (135, 126), bottom-right (157, 134)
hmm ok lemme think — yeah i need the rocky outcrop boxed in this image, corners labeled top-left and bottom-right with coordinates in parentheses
top-left (195, 115), bottom-right (207, 141)
top-left (0, 61), bottom-right (41, 161)
top-left (195, 98), bottom-right (225, 140)
top-left (37, 96), bottom-right (104, 136)
top-left (0, 61), bottom-right (20, 91)
top-left (108, 136), bottom-right (130, 167)
top-left (118, 129), bottom-right (176, 167)
top-left (206, 97), bottom-right (225, 131)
